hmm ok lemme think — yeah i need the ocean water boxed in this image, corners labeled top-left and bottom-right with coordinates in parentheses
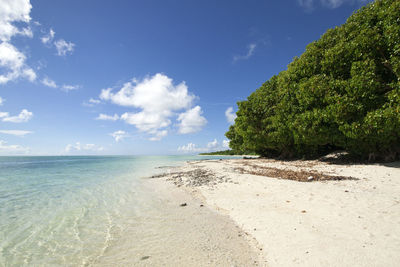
top-left (0, 155), bottom-right (241, 266)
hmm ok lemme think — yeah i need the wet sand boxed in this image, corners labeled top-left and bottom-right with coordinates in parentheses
top-left (95, 175), bottom-right (264, 266)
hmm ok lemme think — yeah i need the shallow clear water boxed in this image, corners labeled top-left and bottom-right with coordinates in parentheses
top-left (0, 155), bottom-right (241, 266)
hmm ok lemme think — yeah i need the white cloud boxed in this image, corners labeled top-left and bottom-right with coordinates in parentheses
top-left (0, 130), bottom-right (33, 136)
top-left (0, 140), bottom-right (30, 154)
top-left (233, 43), bottom-right (257, 62)
top-left (120, 111), bottom-right (171, 132)
top-left (61, 84), bottom-right (80, 92)
top-left (178, 139), bottom-right (230, 154)
top-left (298, 0), bottom-right (369, 10)
top-left (110, 130), bottom-right (128, 142)
top-left (54, 39), bottom-right (75, 56)
top-left (225, 107), bottom-right (237, 124)
top-left (96, 113), bottom-right (119, 121)
top-left (207, 139), bottom-right (218, 149)
top-left (100, 74), bottom-right (194, 109)
top-left (177, 106), bottom-right (207, 134)
top-left (83, 98), bottom-right (101, 107)
top-left (148, 130), bottom-right (168, 141)
top-left (65, 142), bottom-right (104, 153)
top-left (298, 0), bottom-right (314, 10)
top-left (0, 0), bottom-right (32, 42)
top-left (177, 143), bottom-right (208, 153)
top-left (89, 98), bottom-right (101, 104)
top-left (0, 112), bottom-right (9, 118)
top-left (222, 139), bottom-right (230, 149)
top-left (0, 0), bottom-right (36, 84)
top-left (41, 28), bottom-right (55, 45)
top-left (101, 73), bottom-right (203, 140)
top-left (0, 42), bottom-right (36, 84)
top-left (41, 78), bottom-right (80, 92)
top-left (41, 77), bottom-right (57, 88)
top-left (0, 96), bottom-right (3, 105)
top-left (2, 109), bottom-right (33, 123)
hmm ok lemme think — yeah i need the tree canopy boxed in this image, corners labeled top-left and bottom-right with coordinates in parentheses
top-left (226, 0), bottom-right (400, 161)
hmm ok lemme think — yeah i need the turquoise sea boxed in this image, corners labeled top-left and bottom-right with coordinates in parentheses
top-left (0, 155), bottom-right (236, 266)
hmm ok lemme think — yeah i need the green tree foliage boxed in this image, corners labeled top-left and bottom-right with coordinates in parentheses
top-left (226, 0), bottom-right (400, 160)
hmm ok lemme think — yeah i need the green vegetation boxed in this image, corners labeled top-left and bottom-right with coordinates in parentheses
top-left (199, 150), bottom-right (238, 156)
top-left (226, 0), bottom-right (400, 161)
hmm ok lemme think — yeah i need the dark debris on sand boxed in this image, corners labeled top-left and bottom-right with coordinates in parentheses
top-left (234, 164), bottom-right (357, 182)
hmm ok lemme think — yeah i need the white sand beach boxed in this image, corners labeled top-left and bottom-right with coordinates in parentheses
top-left (157, 156), bottom-right (400, 266)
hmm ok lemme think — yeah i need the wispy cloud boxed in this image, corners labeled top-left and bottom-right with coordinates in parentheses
top-left (110, 130), bottom-right (129, 142)
top-left (83, 98), bottom-right (101, 107)
top-left (64, 142), bottom-right (104, 153)
top-left (41, 77), bottom-right (80, 92)
top-left (61, 84), bottom-right (80, 92)
top-left (96, 113), bottom-right (119, 121)
top-left (233, 43), bottom-right (257, 63)
top-left (0, 140), bottom-right (30, 155)
top-left (298, 0), bottom-right (370, 11)
top-left (41, 28), bottom-right (55, 45)
top-left (41, 77), bottom-right (57, 88)
top-left (0, 130), bottom-right (33, 137)
top-left (54, 39), bottom-right (75, 56)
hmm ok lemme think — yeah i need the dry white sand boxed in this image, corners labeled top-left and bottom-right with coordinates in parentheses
top-left (160, 157), bottom-right (400, 267)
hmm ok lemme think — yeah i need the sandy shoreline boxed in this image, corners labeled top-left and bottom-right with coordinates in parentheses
top-left (154, 156), bottom-right (400, 266)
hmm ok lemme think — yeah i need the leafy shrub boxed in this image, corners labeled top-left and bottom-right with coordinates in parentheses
top-left (226, 0), bottom-right (400, 160)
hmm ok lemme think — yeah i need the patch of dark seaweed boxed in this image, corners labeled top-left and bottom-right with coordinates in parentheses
top-left (234, 165), bottom-right (357, 182)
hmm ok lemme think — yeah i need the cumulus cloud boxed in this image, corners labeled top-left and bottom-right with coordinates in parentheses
top-left (54, 39), bottom-right (75, 56)
top-left (0, 96), bottom-right (3, 105)
top-left (64, 142), bottom-right (104, 153)
top-left (110, 130), bottom-right (128, 142)
top-left (233, 43), bottom-right (257, 62)
top-left (177, 106), bottom-right (207, 134)
top-left (0, 42), bottom-right (36, 84)
top-left (0, 140), bottom-right (30, 154)
top-left (101, 73), bottom-right (206, 140)
top-left (0, 130), bottom-right (33, 136)
top-left (178, 139), bottom-right (230, 153)
top-left (120, 111), bottom-right (170, 132)
top-left (225, 107), bottom-right (237, 124)
top-left (177, 143), bottom-right (208, 153)
top-left (2, 109), bottom-right (33, 123)
top-left (96, 113), bottom-right (119, 121)
top-left (0, 0), bottom-right (36, 84)
top-left (0, 0), bottom-right (32, 42)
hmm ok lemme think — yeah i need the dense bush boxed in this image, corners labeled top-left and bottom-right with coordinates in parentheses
top-left (226, 0), bottom-right (400, 161)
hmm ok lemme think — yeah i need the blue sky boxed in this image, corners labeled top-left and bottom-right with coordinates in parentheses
top-left (0, 0), bottom-right (372, 155)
